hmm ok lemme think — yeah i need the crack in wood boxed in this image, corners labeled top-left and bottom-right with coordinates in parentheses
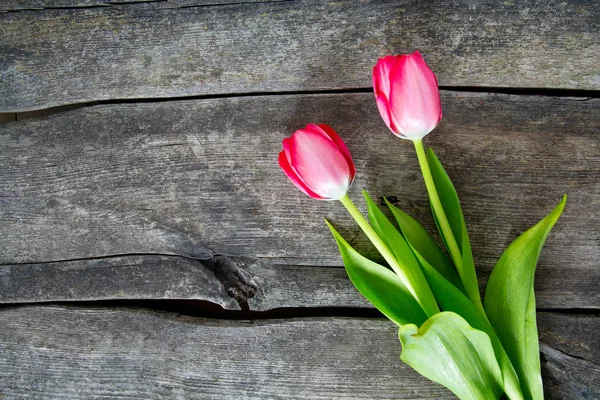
top-left (3, 86), bottom-right (598, 120)
top-left (0, 252), bottom-right (259, 309)
top-left (205, 255), bottom-right (258, 307)
top-left (542, 343), bottom-right (600, 368)
top-left (0, 0), bottom-right (291, 13)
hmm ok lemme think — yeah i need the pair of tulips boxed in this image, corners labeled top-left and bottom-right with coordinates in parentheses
top-left (277, 51), bottom-right (565, 400)
top-left (279, 51), bottom-right (440, 200)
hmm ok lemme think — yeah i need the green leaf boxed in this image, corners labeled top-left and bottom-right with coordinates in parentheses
top-left (426, 148), bottom-right (481, 306)
top-left (362, 190), bottom-right (439, 317)
top-left (384, 199), bottom-right (464, 293)
top-left (326, 220), bottom-right (427, 327)
top-left (484, 195), bottom-right (566, 400)
top-left (399, 312), bottom-right (504, 400)
top-left (418, 257), bottom-right (524, 400)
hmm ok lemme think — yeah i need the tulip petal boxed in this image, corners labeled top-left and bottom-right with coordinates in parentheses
top-left (282, 137), bottom-right (293, 163)
top-left (316, 124), bottom-right (356, 180)
top-left (290, 128), bottom-right (351, 200)
top-left (376, 93), bottom-right (405, 138)
top-left (388, 51), bottom-right (442, 139)
top-left (373, 55), bottom-right (398, 99)
top-left (278, 150), bottom-right (324, 200)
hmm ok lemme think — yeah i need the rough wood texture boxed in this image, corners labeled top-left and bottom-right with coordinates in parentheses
top-left (0, 255), bottom-right (370, 310)
top-left (1, 0), bottom-right (599, 111)
top-left (0, 0), bottom-right (284, 12)
top-left (0, 306), bottom-right (596, 399)
top-left (0, 92), bottom-right (598, 309)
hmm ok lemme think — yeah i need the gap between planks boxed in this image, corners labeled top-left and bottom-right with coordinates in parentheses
top-left (1, 85), bottom-right (599, 123)
top-left (1, 299), bottom-right (598, 320)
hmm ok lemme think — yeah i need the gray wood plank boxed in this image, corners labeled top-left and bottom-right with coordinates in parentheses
top-left (0, 306), bottom-right (597, 399)
top-left (0, 255), bottom-right (242, 309)
top-left (0, 255), bottom-right (369, 310)
top-left (0, 0), bottom-right (284, 12)
top-left (1, 0), bottom-right (599, 111)
top-left (0, 92), bottom-right (598, 309)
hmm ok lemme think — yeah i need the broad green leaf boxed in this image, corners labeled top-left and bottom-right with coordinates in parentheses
top-left (384, 199), bottom-right (464, 293)
top-left (418, 257), bottom-right (524, 400)
top-left (362, 190), bottom-right (439, 317)
top-left (426, 148), bottom-right (481, 306)
top-left (363, 193), bottom-right (522, 398)
top-left (399, 312), bottom-right (504, 400)
top-left (484, 195), bottom-right (566, 400)
top-left (326, 221), bottom-right (427, 327)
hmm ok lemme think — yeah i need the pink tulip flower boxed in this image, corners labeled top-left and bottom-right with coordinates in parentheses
top-left (279, 124), bottom-right (356, 200)
top-left (373, 51), bottom-right (442, 140)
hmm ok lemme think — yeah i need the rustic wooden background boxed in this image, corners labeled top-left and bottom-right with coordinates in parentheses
top-left (1, 0), bottom-right (598, 398)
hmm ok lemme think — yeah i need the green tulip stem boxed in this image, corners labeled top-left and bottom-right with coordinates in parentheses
top-left (339, 194), bottom-right (439, 317)
top-left (413, 139), bottom-right (467, 288)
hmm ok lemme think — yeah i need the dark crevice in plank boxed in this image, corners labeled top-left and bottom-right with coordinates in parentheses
top-left (0, 300), bottom-right (386, 320)
top-left (0, 298), bottom-right (597, 322)
top-left (2, 85), bottom-right (599, 123)
top-left (538, 307), bottom-right (600, 316)
top-left (0, 251), bottom-right (213, 267)
top-left (440, 86), bottom-right (600, 99)
top-left (165, 0), bottom-right (295, 10)
top-left (0, 0), bottom-right (290, 13)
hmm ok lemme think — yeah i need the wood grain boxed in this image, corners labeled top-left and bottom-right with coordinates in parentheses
top-left (0, 306), bottom-right (596, 399)
top-left (0, 0), bottom-right (286, 12)
top-left (1, 0), bottom-right (599, 111)
top-left (0, 92), bottom-right (597, 309)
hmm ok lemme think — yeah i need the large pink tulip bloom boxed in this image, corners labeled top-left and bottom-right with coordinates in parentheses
top-left (373, 51), bottom-right (442, 140)
top-left (279, 124), bottom-right (356, 200)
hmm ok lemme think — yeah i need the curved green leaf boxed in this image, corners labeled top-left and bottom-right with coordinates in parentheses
top-left (484, 195), bottom-right (566, 400)
top-left (426, 148), bottom-right (480, 307)
top-left (384, 199), bottom-right (464, 293)
top-left (418, 257), bottom-right (524, 400)
top-left (427, 148), bottom-right (481, 304)
top-left (362, 190), bottom-right (439, 317)
top-left (399, 312), bottom-right (503, 400)
top-left (389, 205), bottom-right (524, 399)
top-left (326, 221), bottom-right (427, 327)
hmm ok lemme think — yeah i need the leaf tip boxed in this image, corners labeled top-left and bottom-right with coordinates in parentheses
top-left (362, 189), bottom-right (373, 202)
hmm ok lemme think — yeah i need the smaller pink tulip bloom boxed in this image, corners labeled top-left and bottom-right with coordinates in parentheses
top-left (279, 124), bottom-right (356, 200)
top-left (373, 51), bottom-right (442, 140)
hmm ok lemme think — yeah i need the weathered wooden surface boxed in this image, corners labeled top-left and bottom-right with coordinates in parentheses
top-left (0, 306), bottom-right (596, 399)
top-left (0, 0), bottom-right (283, 11)
top-left (1, 0), bottom-right (599, 111)
top-left (0, 0), bottom-right (280, 11)
top-left (0, 92), bottom-right (598, 309)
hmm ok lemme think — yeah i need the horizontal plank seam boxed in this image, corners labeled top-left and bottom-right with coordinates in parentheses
top-left (2, 86), bottom-right (598, 117)
top-left (2, 301), bottom-right (598, 366)
top-left (536, 308), bottom-right (600, 316)
top-left (0, 0), bottom-right (291, 13)
top-left (161, 0), bottom-right (295, 10)
top-left (0, 301), bottom-right (388, 320)
top-left (1, 297), bottom-right (598, 316)
top-left (0, 252), bottom-right (214, 266)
